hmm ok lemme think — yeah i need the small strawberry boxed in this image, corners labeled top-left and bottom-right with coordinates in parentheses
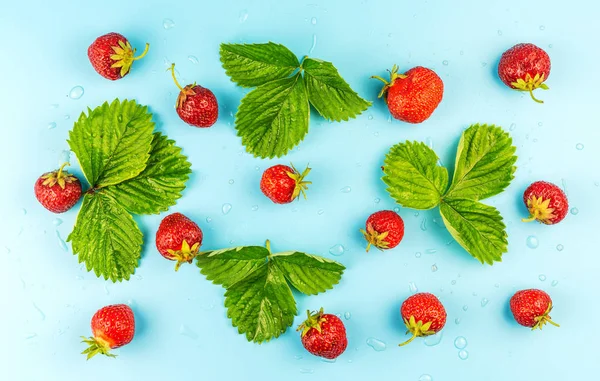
top-left (260, 164), bottom-right (311, 204)
top-left (34, 163), bottom-right (82, 213)
top-left (522, 181), bottom-right (568, 225)
top-left (360, 210), bottom-right (404, 252)
top-left (156, 213), bottom-right (203, 271)
top-left (81, 304), bottom-right (135, 359)
top-left (297, 308), bottom-right (348, 359)
top-left (399, 292), bottom-right (446, 346)
top-left (372, 65), bottom-right (443, 124)
top-left (498, 43), bottom-right (550, 103)
top-left (88, 32), bottom-right (149, 80)
top-left (168, 63), bottom-right (218, 127)
top-left (510, 289), bottom-right (559, 330)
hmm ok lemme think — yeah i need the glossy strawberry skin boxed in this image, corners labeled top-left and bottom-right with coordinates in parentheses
top-left (301, 314), bottom-right (348, 359)
top-left (176, 85), bottom-right (218, 128)
top-left (364, 210), bottom-right (405, 250)
top-left (386, 67), bottom-right (444, 124)
top-left (155, 213), bottom-right (203, 260)
top-left (498, 43), bottom-right (550, 89)
top-left (401, 293), bottom-right (447, 333)
top-left (260, 165), bottom-right (297, 204)
top-left (523, 181), bottom-right (568, 224)
top-left (510, 289), bottom-right (553, 328)
top-left (34, 172), bottom-right (82, 213)
top-left (91, 304), bottom-right (135, 349)
top-left (88, 33), bottom-right (129, 80)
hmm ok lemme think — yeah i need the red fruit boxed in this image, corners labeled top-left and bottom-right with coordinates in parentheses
top-left (168, 63), bottom-right (218, 127)
top-left (260, 164), bottom-right (311, 204)
top-left (522, 181), bottom-right (568, 225)
top-left (510, 289), bottom-right (559, 330)
top-left (81, 304), bottom-right (135, 359)
top-left (373, 65), bottom-right (443, 124)
top-left (156, 212), bottom-right (203, 271)
top-left (498, 43), bottom-right (550, 103)
top-left (88, 32), bottom-right (149, 80)
top-left (399, 292), bottom-right (446, 346)
top-left (360, 210), bottom-right (404, 252)
top-left (297, 308), bottom-right (348, 359)
top-left (34, 163), bottom-right (82, 213)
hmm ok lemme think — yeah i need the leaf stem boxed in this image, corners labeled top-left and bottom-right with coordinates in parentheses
top-left (168, 63), bottom-right (184, 91)
top-left (133, 43), bottom-right (150, 61)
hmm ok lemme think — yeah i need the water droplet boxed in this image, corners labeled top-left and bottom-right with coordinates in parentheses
top-left (458, 349), bottom-right (469, 360)
top-left (494, 283), bottom-right (500, 288)
top-left (49, 103), bottom-right (59, 109)
top-left (222, 203), bottom-right (232, 215)
top-left (20, 208), bottom-right (27, 215)
top-left (538, 122), bottom-right (543, 127)
top-left (52, 218), bottom-right (63, 227)
top-left (25, 332), bottom-right (37, 340)
top-left (538, 274), bottom-right (547, 281)
top-left (250, 205), bottom-right (259, 212)
top-left (539, 25), bottom-right (546, 30)
top-left (373, 131), bottom-right (379, 137)
top-left (424, 331), bottom-right (443, 346)
top-left (481, 62), bottom-right (488, 67)
top-left (228, 179), bottom-right (234, 184)
top-left (163, 18), bottom-right (175, 29)
top-left (462, 305), bottom-right (468, 311)
top-left (58, 149), bottom-right (71, 165)
top-left (481, 298), bottom-right (489, 307)
top-left (294, 355), bottom-right (303, 360)
top-left (454, 336), bottom-right (467, 349)
top-left (104, 285), bottom-right (110, 295)
top-left (64, 115), bottom-right (70, 120)
top-left (321, 358), bottom-right (336, 363)
top-left (408, 281), bottom-right (418, 294)
top-left (368, 114), bottom-right (374, 120)
top-left (344, 312), bottom-right (351, 320)
top-left (414, 211), bottom-right (420, 217)
top-left (426, 249), bottom-right (437, 255)
top-left (309, 34), bottom-right (317, 55)
top-left (135, 274), bottom-right (143, 281)
top-left (340, 186), bottom-right (352, 193)
top-left (526, 235), bottom-right (539, 249)
top-left (205, 217), bottom-right (212, 223)
top-left (188, 55), bottom-right (199, 64)
top-left (311, 17), bottom-right (317, 25)
top-left (366, 337), bottom-right (387, 351)
top-left (56, 230), bottom-right (68, 252)
top-left (415, 252), bottom-right (422, 258)
top-left (556, 244), bottom-right (564, 251)
top-left (509, 123), bottom-right (516, 131)
top-left (393, 207), bottom-right (400, 213)
top-left (442, 60), bottom-right (449, 66)
top-left (329, 244), bottom-right (345, 256)
top-left (75, 275), bottom-right (83, 281)
top-left (420, 217), bottom-right (428, 231)
top-left (374, 197), bottom-right (381, 204)
top-left (32, 302), bottom-right (46, 321)
top-left (300, 368), bottom-right (315, 374)
top-left (239, 9), bottom-right (248, 23)
top-left (419, 375), bottom-right (433, 381)
top-left (179, 324), bottom-right (199, 340)
top-left (451, 280), bottom-right (457, 285)
top-left (575, 143), bottom-right (584, 151)
top-left (551, 280), bottom-right (559, 287)
top-left (47, 122), bottom-right (57, 130)
top-left (454, 318), bottom-right (461, 325)
top-left (497, 30), bottom-right (503, 35)
top-left (68, 86), bottom-right (84, 100)
top-left (431, 264), bottom-right (438, 272)
top-left (570, 207), bottom-right (579, 215)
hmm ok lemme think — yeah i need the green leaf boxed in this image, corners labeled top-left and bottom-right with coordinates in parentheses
top-left (271, 252), bottom-right (345, 295)
top-left (224, 262), bottom-right (296, 343)
top-left (236, 73), bottom-right (309, 158)
top-left (439, 198), bottom-right (507, 264)
top-left (383, 141), bottom-right (449, 209)
top-left (220, 42), bottom-right (300, 87)
top-left (445, 124), bottom-right (517, 200)
top-left (104, 133), bottom-right (192, 215)
top-left (68, 99), bottom-right (154, 188)
top-left (302, 57), bottom-right (371, 121)
top-left (67, 192), bottom-right (142, 282)
top-left (196, 246), bottom-right (268, 288)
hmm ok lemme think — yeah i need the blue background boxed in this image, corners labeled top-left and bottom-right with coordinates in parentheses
top-left (1, 0), bottom-right (599, 380)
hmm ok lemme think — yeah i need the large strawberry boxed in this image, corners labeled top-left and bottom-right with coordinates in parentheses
top-left (498, 43), bottom-right (550, 103)
top-left (510, 289), bottom-right (559, 330)
top-left (34, 163), bottom-right (82, 213)
top-left (88, 32), bottom-right (149, 80)
top-left (522, 181), bottom-right (568, 225)
top-left (360, 210), bottom-right (404, 252)
top-left (372, 65), bottom-right (443, 123)
top-left (260, 164), bottom-right (311, 204)
top-left (297, 308), bottom-right (348, 359)
top-left (156, 213), bottom-right (203, 271)
top-left (399, 292), bottom-right (446, 346)
top-left (168, 63), bottom-right (218, 127)
top-left (81, 304), bottom-right (135, 359)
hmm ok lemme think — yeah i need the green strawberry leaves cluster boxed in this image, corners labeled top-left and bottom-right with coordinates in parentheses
top-left (383, 124), bottom-right (517, 264)
top-left (67, 99), bottom-right (191, 281)
top-left (196, 241), bottom-right (345, 343)
top-left (220, 42), bottom-right (371, 158)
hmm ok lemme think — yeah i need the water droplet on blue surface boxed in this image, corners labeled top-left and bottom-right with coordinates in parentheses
top-left (426, 249), bottom-right (437, 255)
top-left (309, 34), bottom-right (317, 55)
top-left (481, 298), bottom-right (489, 307)
top-left (64, 115), bottom-right (70, 120)
top-left (311, 17), bottom-right (317, 25)
top-left (188, 55), bottom-right (199, 64)
top-left (56, 231), bottom-right (68, 252)
top-left (340, 186), bottom-right (352, 193)
top-left (206, 217), bottom-right (212, 223)
top-left (32, 302), bottom-right (46, 321)
top-left (75, 275), bottom-right (83, 280)
top-left (460, 50), bottom-right (464, 55)
top-left (368, 114), bottom-right (374, 120)
top-left (179, 324), bottom-right (199, 339)
top-left (329, 244), bottom-right (345, 256)
top-left (420, 217), bottom-right (428, 231)
top-left (424, 331), bottom-right (443, 346)
top-left (570, 207), bottom-right (579, 215)
top-left (222, 203), bottom-right (232, 215)
top-left (239, 10), bottom-right (248, 23)
top-left (538, 274), bottom-right (546, 281)
top-left (393, 207), bottom-right (400, 213)
top-left (551, 280), bottom-right (559, 287)
top-left (300, 368), bottom-right (314, 374)
top-left (52, 218), bottom-right (63, 226)
top-left (455, 318), bottom-right (461, 325)
top-left (526, 235), bottom-right (539, 249)
top-left (415, 252), bottom-right (422, 258)
top-left (509, 123), bottom-right (516, 131)
top-left (366, 337), bottom-right (387, 351)
top-left (462, 305), bottom-right (468, 311)
top-left (538, 122), bottom-right (543, 127)
top-left (163, 18), bottom-right (175, 29)
top-left (419, 375), bottom-right (433, 381)
top-left (431, 264), bottom-right (438, 272)
top-left (556, 244), bottom-right (564, 251)
top-left (49, 103), bottom-right (59, 109)
top-left (321, 358), bottom-right (336, 363)
top-left (374, 197), bottom-right (381, 204)
top-left (68, 86), bottom-right (84, 100)
top-left (294, 355), bottom-right (303, 360)
top-left (576, 143), bottom-right (584, 150)
top-left (25, 332), bottom-right (37, 340)
top-left (408, 281), bottom-right (418, 294)
top-left (317, 209), bottom-right (325, 215)
top-left (104, 285), bottom-right (110, 295)
top-left (451, 280), bottom-right (457, 285)
top-left (497, 30), bottom-right (503, 35)
top-left (251, 205), bottom-right (259, 211)
top-left (539, 25), bottom-right (546, 30)
top-left (47, 122), bottom-right (57, 130)
top-left (458, 350), bottom-right (469, 360)
top-left (442, 60), bottom-right (449, 66)
top-left (228, 179), bottom-right (234, 184)
top-left (344, 312), bottom-right (351, 320)
top-left (454, 336), bottom-right (467, 349)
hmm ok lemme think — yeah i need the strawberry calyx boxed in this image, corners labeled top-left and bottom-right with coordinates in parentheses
top-left (41, 162), bottom-right (77, 189)
top-left (168, 63), bottom-right (197, 109)
top-left (522, 195), bottom-right (556, 224)
top-left (167, 239), bottom-right (200, 271)
top-left (532, 302), bottom-right (560, 330)
top-left (371, 64), bottom-right (408, 99)
top-left (297, 308), bottom-right (327, 337)
top-left (286, 163), bottom-right (312, 201)
top-left (80, 335), bottom-right (116, 360)
top-left (359, 224), bottom-right (390, 252)
top-left (399, 315), bottom-right (435, 346)
top-left (510, 73), bottom-right (549, 104)
top-left (110, 40), bottom-right (149, 78)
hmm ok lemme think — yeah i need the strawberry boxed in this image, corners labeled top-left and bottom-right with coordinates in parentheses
top-left (81, 304), bottom-right (135, 359)
top-left (156, 212), bottom-right (203, 271)
top-left (297, 308), bottom-right (348, 359)
top-left (34, 163), bottom-right (82, 213)
top-left (260, 164), bottom-right (311, 204)
top-left (399, 292), bottom-right (446, 346)
top-left (168, 63), bottom-right (218, 128)
top-left (360, 210), bottom-right (404, 252)
top-left (372, 65), bottom-right (443, 124)
top-left (498, 43), bottom-right (550, 103)
top-left (510, 289), bottom-right (559, 330)
top-left (88, 32), bottom-right (149, 80)
top-left (522, 181), bottom-right (568, 225)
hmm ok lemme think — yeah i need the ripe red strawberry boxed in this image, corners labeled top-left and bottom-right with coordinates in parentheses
top-left (81, 304), bottom-right (135, 359)
top-left (168, 63), bottom-right (218, 127)
top-left (297, 308), bottom-right (348, 359)
top-left (372, 65), bottom-right (443, 124)
top-left (498, 43), bottom-right (550, 103)
top-left (510, 289), bottom-right (559, 330)
top-left (522, 181), bottom-right (568, 225)
top-left (156, 212), bottom-right (203, 271)
top-left (88, 32), bottom-right (149, 80)
top-left (260, 164), bottom-right (311, 204)
top-left (360, 210), bottom-right (404, 252)
top-left (399, 292), bottom-right (446, 346)
top-left (34, 163), bottom-right (82, 213)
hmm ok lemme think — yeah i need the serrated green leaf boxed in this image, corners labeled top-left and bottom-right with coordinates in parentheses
top-left (224, 262), bottom-right (296, 343)
top-left (104, 133), bottom-right (191, 215)
top-left (271, 252), bottom-right (345, 295)
top-left (67, 192), bottom-right (142, 282)
top-left (302, 58), bottom-right (371, 122)
top-left (220, 42), bottom-right (300, 87)
top-left (445, 124), bottom-right (517, 200)
top-left (439, 198), bottom-right (507, 264)
top-left (236, 73), bottom-right (309, 158)
top-left (68, 99), bottom-right (154, 188)
top-left (383, 141), bottom-right (449, 209)
top-left (196, 246), bottom-right (269, 288)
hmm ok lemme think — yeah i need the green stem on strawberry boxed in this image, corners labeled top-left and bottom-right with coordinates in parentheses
top-left (169, 63), bottom-right (185, 91)
top-left (398, 331), bottom-right (418, 347)
top-left (168, 239), bottom-right (200, 271)
top-left (371, 64), bottom-right (407, 99)
top-left (132, 43), bottom-right (150, 61)
top-left (532, 302), bottom-right (560, 330)
top-left (56, 162), bottom-right (69, 178)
